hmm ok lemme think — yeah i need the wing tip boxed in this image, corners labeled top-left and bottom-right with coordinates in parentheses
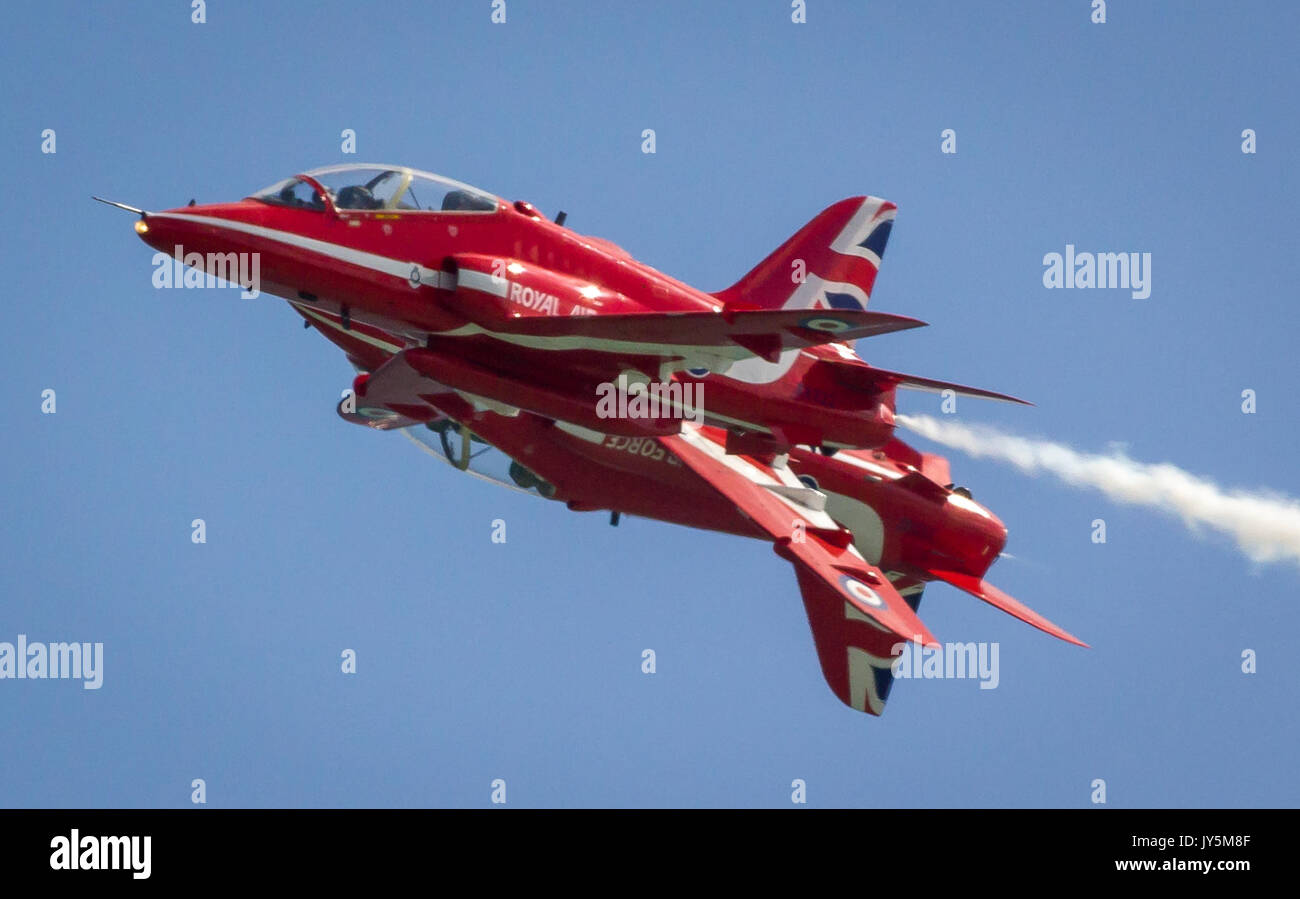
top-left (926, 568), bottom-right (1087, 648)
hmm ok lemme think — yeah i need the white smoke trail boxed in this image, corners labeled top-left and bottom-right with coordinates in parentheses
top-left (897, 413), bottom-right (1300, 569)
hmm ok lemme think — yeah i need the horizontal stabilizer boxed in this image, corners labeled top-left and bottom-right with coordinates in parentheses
top-left (926, 568), bottom-right (1088, 648)
top-left (477, 306), bottom-right (924, 348)
top-left (829, 360), bottom-right (1031, 406)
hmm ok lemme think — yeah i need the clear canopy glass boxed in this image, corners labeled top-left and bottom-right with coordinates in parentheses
top-left (252, 177), bottom-right (327, 210)
top-left (252, 165), bottom-right (500, 213)
top-left (401, 420), bottom-right (554, 499)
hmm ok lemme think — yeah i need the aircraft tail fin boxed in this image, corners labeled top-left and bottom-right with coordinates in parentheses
top-left (712, 197), bottom-right (896, 312)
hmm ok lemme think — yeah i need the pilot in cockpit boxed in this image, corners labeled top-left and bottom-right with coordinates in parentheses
top-left (334, 184), bottom-right (382, 210)
top-left (440, 189), bottom-right (485, 211)
top-left (255, 166), bottom-right (500, 214)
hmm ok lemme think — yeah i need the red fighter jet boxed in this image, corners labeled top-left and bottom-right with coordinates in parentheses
top-left (96, 164), bottom-right (1084, 715)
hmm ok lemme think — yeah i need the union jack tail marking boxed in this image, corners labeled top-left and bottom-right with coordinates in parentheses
top-left (712, 196), bottom-right (897, 313)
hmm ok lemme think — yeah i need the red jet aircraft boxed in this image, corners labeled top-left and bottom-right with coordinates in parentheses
top-left (97, 164), bottom-right (1084, 715)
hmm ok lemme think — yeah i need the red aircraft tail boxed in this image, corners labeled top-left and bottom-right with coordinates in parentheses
top-left (712, 197), bottom-right (895, 312)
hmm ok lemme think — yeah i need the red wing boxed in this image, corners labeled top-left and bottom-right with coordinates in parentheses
top-left (661, 427), bottom-right (939, 715)
top-left (474, 308), bottom-right (925, 355)
top-left (790, 563), bottom-right (917, 715)
top-left (926, 569), bottom-right (1088, 648)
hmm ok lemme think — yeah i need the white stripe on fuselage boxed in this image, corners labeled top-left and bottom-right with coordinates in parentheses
top-left (148, 212), bottom-right (451, 288)
top-left (156, 213), bottom-right (763, 366)
top-left (457, 268), bottom-right (509, 297)
top-left (426, 321), bottom-right (756, 364)
top-left (831, 451), bottom-right (903, 481)
top-left (291, 302), bottom-right (406, 353)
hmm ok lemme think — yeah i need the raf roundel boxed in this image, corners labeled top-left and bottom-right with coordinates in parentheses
top-left (840, 574), bottom-right (885, 608)
top-left (799, 315), bottom-right (852, 333)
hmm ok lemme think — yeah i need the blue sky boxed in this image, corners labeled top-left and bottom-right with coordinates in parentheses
top-left (2, 1), bottom-right (1297, 807)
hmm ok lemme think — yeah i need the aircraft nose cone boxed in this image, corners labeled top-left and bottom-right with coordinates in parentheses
top-left (130, 217), bottom-right (166, 254)
top-left (133, 212), bottom-right (179, 254)
top-left (130, 204), bottom-right (264, 298)
top-left (968, 507), bottom-right (1008, 577)
top-left (941, 492), bottom-right (1007, 578)
top-left (133, 204), bottom-right (227, 256)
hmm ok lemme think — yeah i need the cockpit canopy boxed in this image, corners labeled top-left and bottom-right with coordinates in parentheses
top-left (252, 165), bottom-right (500, 213)
top-left (404, 420), bottom-right (555, 499)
